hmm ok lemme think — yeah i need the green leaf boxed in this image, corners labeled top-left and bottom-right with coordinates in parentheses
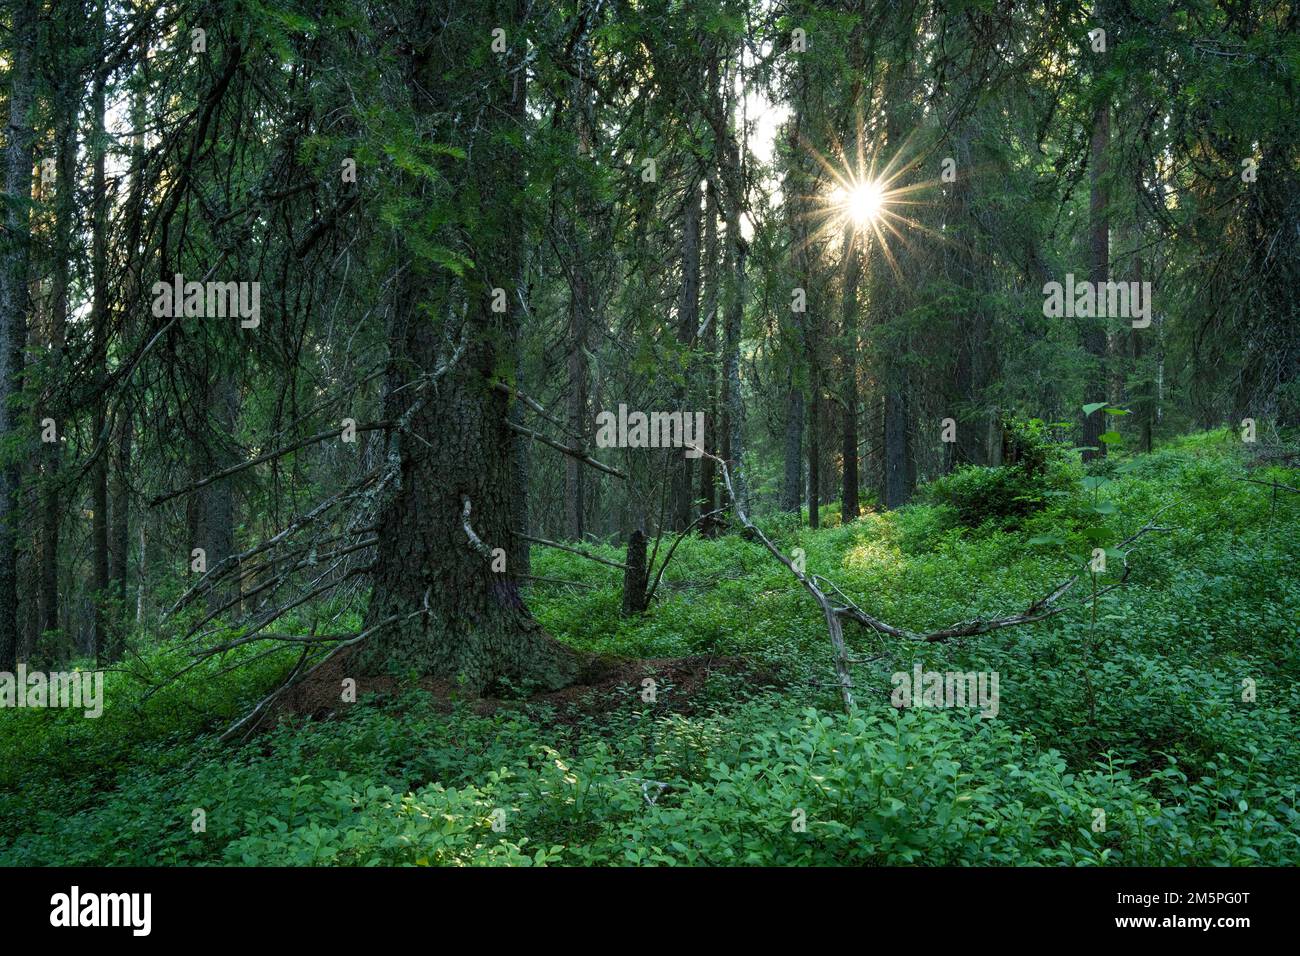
top-left (1082, 402), bottom-right (1108, 416)
top-left (1103, 407), bottom-right (1131, 415)
top-left (1098, 431), bottom-right (1123, 444)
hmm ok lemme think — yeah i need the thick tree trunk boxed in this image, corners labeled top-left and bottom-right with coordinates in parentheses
top-left (357, 308), bottom-right (580, 691)
top-left (357, 0), bottom-right (579, 693)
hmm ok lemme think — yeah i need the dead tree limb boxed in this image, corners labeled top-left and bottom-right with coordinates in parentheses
top-left (514, 532), bottom-right (630, 571)
top-left (493, 381), bottom-right (584, 441)
top-left (699, 450), bottom-right (856, 710)
top-left (1234, 476), bottom-right (1300, 496)
top-left (698, 446), bottom-right (1178, 713)
top-left (149, 422), bottom-right (391, 506)
top-left (506, 420), bottom-right (627, 480)
top-left (461, 496), bottom-right (494, 559)
top-left (644, 507), bottom-right (727, 606)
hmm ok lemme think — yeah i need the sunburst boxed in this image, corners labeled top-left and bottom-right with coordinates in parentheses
top-left (795, 113), bottom-right (939, 278)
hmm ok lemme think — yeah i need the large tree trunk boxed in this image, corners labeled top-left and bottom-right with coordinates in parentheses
top-left (356, 0), bottom-right (578, 693)
top-left (357, 304), bottom-right (580, 691)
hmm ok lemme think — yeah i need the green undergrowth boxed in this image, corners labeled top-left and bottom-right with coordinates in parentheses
top-left (2, 431), bottom-right (1297, 865)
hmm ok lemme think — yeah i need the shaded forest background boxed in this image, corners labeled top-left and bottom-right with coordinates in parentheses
top-left (0, 0), bottom-right (1296, 677)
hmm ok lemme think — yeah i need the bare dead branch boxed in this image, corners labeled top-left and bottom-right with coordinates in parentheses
top-left (514, 532), bottom-right (630, 571)
top-left (644, 508), bottom-right (727, 606)
top-left (506, 420), bottom-right (628, 480)
top-left (150, 422), bottom-right (390, 506)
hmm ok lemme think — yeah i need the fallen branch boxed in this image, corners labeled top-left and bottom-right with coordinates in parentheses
top-left (217, 608), bottom-right (411, 743)
top-left (696, 444), bottom-right (1179, 713)
top-left (698, 449), bottom-right (855, 711)
top-left (1233, 476), bottom-right (1300, 496)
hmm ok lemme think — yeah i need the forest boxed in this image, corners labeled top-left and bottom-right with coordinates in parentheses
top-left (0, 0), bottom-right (1297, 879)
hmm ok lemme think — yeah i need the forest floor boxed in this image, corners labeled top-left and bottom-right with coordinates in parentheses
top-left (273, 648), bottom-right (770, 725)
top-left (2, 429), bottom-right (1297, 865)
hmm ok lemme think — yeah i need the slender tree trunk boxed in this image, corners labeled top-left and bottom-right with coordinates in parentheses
top-left (40, 66), bottom-right (80, 646)
top-left (565, 273), bottom-right (588, 541)
top-left (883, 389), bottom-right (911, 507)
top-left (697, 176), bottom-right (720, 533)
top-left (722, 222), bottom-right (747, 513)
top-left (195, 378), bottom-right (238, 621)
top-left (781, 377), bottom-right (804, 514)
top-left (0, 0), bottom-right (36, 672)
top-left (719, 63), bottom-right (748, 513)
top-left (781, 125), bottom-right (807, 516)
top-left (949, 131), bottom-right (990, 469)
top-left (1081, 99), bottom-right (1110, 461)
top-left (880, 58), bottom-right (915, 509)
top-left (840, 227), bottom-right (861, 522)
top-left (671, 179), bottom-right (701, 529)
top-left (90, 27), bottom-right (111, 659)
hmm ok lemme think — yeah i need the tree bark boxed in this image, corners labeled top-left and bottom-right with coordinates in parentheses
top-left (697, 176), bottom-right (720, 533)
top-left (356, 0), bottom-right (579, 693)
top-left (840, 226), bottom-right (861, 522)
top-left (0, 0), bottom-right (36, 672)
top-left (90, 20), bottom-right (111, 659)
top-left (1081, 98), bottom-right (1110, 462)
top-left (671, 179), bottom-right (701, 530)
